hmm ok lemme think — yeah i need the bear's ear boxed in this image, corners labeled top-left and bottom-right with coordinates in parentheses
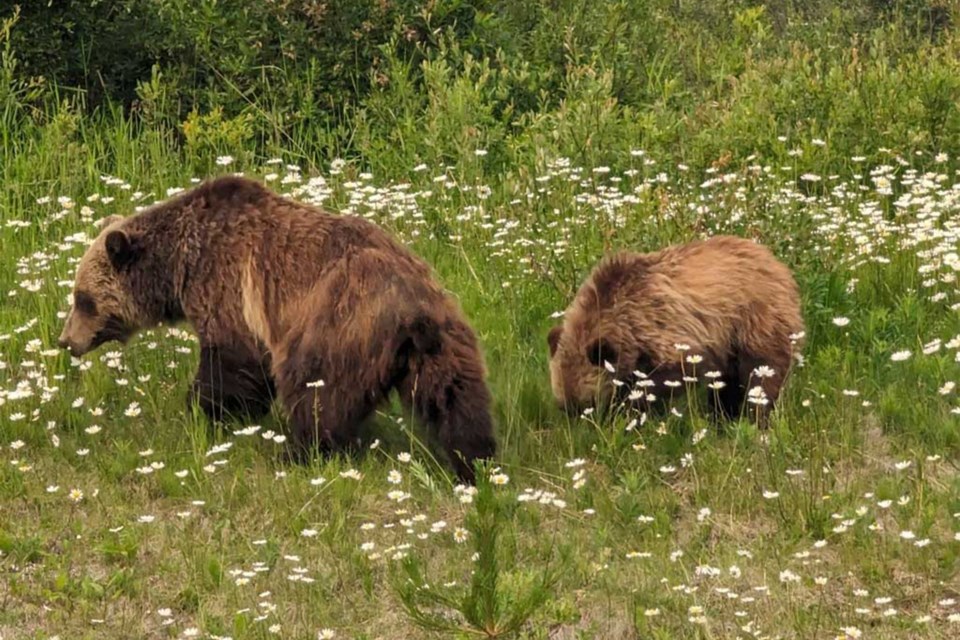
top-left (586, 338), bottom-right (618, 369)
top-left (547, 326), bottom-right (563, 357)
top-left (105, 230), bottom-right (142, 271)
top-left (94, 214), bottom-right (124, 230)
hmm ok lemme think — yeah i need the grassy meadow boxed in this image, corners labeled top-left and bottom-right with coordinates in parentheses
top-left (3, 2), bottom-right (960, 639)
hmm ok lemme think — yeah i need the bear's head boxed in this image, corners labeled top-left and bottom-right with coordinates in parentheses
top-left (547, 256), bottom-right (644, 415)
top-left (58, 214), bottom-right (175, 357)
top-left (547, 305), bottom-right (643, 416)
top-left (547, 321), bottom-right (629, 415)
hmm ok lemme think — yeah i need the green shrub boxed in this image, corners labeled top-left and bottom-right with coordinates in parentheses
top-left (4, 1), bottom-right (960, 175)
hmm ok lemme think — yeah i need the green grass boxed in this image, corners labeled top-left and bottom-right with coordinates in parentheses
top-left (2, 3), bottom-right (960, 638)
top-left (1, 127), bottom-right (959, 639)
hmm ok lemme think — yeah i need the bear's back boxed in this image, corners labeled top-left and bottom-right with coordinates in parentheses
top-left (575, 235), bottom-right (801, 357)
top-left (648, 236), bottom-right (799, 304)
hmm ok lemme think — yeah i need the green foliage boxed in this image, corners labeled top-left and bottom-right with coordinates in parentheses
top-left (391, 468), bottom-right (568, 637)
top-left (2, 2), bottom-right (960, 638)
top-left (180, 106), bottom-right (256, 169)
top-left (4, 1), bottom-right (960, 174)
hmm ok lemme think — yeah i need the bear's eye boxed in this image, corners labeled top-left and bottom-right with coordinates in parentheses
top-left (74, 291), bottom-right (98, 316)
top-left (586, 339), bottom-right (618, 369)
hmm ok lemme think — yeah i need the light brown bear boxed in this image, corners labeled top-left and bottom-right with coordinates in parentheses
top-left (546, 235), bottom-right (804, 425)
top-left (58, 176), bottom-right (496, 483)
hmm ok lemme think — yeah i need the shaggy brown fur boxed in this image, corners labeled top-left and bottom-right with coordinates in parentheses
top-left (546, 236), bottom-right (804, 425)
top-left (58, 176), bottom-right (496, 483)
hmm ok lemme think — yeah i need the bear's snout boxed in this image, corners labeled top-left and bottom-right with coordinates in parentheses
top-left (57, 334), bottom-right (87, 357)
top-left (57, 336), bottom-right (76, 355)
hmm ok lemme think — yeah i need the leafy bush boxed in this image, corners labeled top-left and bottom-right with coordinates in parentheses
top-left (4, 1), bottom-right (960, 175)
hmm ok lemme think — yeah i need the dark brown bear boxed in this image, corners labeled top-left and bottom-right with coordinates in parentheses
top-left (58, 176), bottom-right (496, 483)
top-left (546, 235), bottom-right (804, 426)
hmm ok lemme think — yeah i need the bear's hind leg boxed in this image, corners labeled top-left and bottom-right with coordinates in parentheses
top-left (189, 344), bottom-right (275, 422)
